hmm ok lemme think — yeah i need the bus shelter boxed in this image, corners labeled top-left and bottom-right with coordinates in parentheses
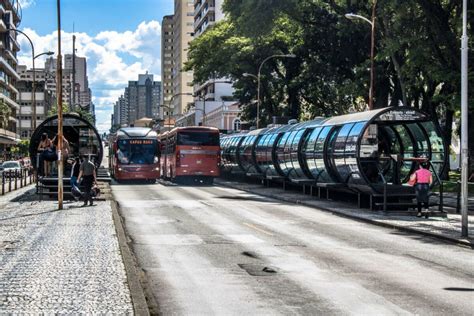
top-left (221, 107), bottom-right (447, 195)
top-left (29, 114), bottom-right (103, 176)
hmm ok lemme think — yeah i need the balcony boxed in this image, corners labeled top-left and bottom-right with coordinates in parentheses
top-left (0, 127), bottom-right (20, 144)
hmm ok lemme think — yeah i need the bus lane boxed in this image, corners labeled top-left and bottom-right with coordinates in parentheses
top-left (112, 181), bottom-right (474, 315)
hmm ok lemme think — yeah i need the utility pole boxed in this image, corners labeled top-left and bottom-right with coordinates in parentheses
top-left (72, 33), bottom-right (76, 110)
top-left (57, 0), bottom-right (64, 210)
top-left (460, 0), bottom-right (469, 237)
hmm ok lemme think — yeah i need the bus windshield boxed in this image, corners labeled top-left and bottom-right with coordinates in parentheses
top-left (177, 131), bottom-right (219, 146)
top-left (117, 139), bottom-right (158, 164)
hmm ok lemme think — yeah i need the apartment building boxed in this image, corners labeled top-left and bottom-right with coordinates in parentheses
top-left (193, 0), bottom-right (237, 127)
top-left (126, 73), bottom-right (161, 125)
top-left (171, 0), bottom-right (194, 115)
top-left (0, 0), bottom-right (21, 152)
top-left (16, 65), bottom-right (55, 139)
top-left (161, 14), bottom-right (174, 119)
top-left (112, 94), bottom-right (127, 128)
top-left (65, 54), bottom-right (91, 109)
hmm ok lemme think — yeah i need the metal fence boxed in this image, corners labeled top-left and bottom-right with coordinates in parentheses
top-left (1, 169), bottom-right (36, 195)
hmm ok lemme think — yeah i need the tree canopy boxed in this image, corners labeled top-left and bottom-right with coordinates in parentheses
top-left (185, 0), bottom-right (473, 170)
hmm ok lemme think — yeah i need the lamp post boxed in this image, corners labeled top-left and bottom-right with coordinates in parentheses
top-left (345, 0), bottom-right (377, 110)
top-left (460, 0), bottom-right (469, 237)
top-left (7, 28), bottom-right (54, 130)
top-left (243, 53), bottom-right (296, 129)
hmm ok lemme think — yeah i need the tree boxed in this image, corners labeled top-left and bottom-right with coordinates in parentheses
top-left (47, 103), bottom-right (95, 125)
top-left (0, 99), bottom-right (11, 129)
top-left (186, 0), bottom-right (474, 174)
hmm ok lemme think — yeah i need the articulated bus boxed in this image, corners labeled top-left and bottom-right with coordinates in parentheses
top-left (109, 127), bottom-right (160, 182)
top-left (160, 126), bottom-right (220, 184)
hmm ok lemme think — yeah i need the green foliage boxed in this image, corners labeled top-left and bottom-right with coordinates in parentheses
top-left (186, 0), bottom-right (474, 136)
top-left (0, 99), bottom-right (11, 129)
top-left (47, 103), bottom-right (95, 125)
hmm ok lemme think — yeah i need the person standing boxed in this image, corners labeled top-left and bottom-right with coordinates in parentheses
top-left (37, 133), bottom-right (52, 176)
top-left (77, 156), bottom-right (97, 207)
top-left (70, 157), bottom-right (81, 188)
top-left (410, 161), bottom-right (433, 218)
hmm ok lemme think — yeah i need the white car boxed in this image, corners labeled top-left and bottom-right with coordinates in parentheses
top-left (1, 161), bottom-right (23, 178)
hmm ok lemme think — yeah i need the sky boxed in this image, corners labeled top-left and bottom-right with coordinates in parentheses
top-left (17, 0), bottom-right (174, 133)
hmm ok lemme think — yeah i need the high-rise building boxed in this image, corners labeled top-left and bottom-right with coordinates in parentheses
top-left (193, 0), bottom-right (237, 127)
top-left (172, 0), bottom-right (194, 115)
top-left (113, 95), bottom-right (127, 128)
top-left (0, 0), bottom-right (21, 152)
top-left (65, 54), bottom-right (91, 110)
top-left (125, 73), bottom-right (161, 125)
top-left (16, 65), bottom-right (55, 139)
top-left (161, 14), bottom-right (174, 119)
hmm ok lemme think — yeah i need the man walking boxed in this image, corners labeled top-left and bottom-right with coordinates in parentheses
top-left (78, 155), bottom-right (97, 207)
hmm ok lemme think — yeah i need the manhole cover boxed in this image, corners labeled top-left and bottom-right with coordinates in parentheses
top-left (238, 264), bottom-right (279, 276)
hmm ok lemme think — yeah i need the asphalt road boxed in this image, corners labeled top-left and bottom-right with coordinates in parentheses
top-left (112, 180), bottom-right (474, 315)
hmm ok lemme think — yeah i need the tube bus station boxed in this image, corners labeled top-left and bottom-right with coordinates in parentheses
top-left (221, 106), bottom-right (448, 212)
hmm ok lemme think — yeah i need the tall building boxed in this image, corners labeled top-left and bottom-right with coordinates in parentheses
top-left (65, 54), bottom-right (91, 109)
top-left (161, 14), bottom-right (174, 119)
top-left (193, 0), bottom-right (237, 126)
top-left (172, 0), bottom-right (194, 115)
top-left (16, 65), bottom-right (55, 139)
top-left (44, 57), bottom-right (74, 109)
top-left (113, 95), bottom-right (127, 128)
top-left (125, 73), bottom-right (161, 125)
top-left (0, 0), bottom-right (21, 152)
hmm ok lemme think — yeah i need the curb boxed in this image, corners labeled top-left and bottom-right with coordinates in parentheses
top-left (111, 200), bottom-right (150, 316)
top-left (218, 181), bottom-right (473, 249)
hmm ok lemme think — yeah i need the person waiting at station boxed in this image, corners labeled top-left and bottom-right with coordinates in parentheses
top-left (37, 133), bottom-right (53, 176)
top-left (77, 155), bottom-right (97, 207)
top-left (52, 134), bottom-right (70, 162)
top-left (410, 161), bottom-right (433, 218)
top-left (70, 157), bottom-right (81, 188)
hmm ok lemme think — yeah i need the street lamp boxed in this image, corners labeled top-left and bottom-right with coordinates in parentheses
top-left (460, 0), bottom-right (469, 237)
top-left (243, 53), bottom-right (296, 129)
top-left (345, 1), bottom-right (377, 110)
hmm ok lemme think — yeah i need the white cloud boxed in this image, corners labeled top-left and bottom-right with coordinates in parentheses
top-left (17, 21), bottom-right (162, 133)
top-left (19, 0), bottom-right (35, 9)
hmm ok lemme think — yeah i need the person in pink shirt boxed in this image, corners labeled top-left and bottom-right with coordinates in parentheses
top-left (410, 161), bottom-right (433, 218)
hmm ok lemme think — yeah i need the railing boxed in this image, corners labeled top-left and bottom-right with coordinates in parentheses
top-left (1, 169), bottom-right (36, 195)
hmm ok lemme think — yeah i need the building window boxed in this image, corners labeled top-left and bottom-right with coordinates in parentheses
top-left (233, 119), bottom-right (241, 131)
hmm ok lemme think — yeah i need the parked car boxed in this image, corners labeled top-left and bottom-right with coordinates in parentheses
top-left (1, 161), bottom-right (23, 178)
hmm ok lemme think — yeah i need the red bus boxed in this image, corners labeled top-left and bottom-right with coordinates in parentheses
top-left (109, 127), bottom-right (160, 182)
top-left (160, 126), bottom-right (220, 184)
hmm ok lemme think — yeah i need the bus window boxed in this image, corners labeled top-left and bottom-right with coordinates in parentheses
top-left (117, 139), bottom-right (158, 164)
top-left (177, 132), bottom-right (219, 146)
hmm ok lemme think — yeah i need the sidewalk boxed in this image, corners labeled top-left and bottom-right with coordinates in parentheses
top-left (217, 179), bottom-right (474, 248)
top-left (0, 189), bottom-right (133, 314)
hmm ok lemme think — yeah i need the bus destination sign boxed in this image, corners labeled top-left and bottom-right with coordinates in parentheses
top-left (128, 139), bottom-right (154, 145)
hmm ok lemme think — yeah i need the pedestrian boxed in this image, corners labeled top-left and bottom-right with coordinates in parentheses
top-left (410, 161), bottom-right (433, 218)
top-left (70, 157), bottom-right (81, 188)
top-left (37, 133), bottom-right (53, 176)
top-left (77, 155), bottom-right (97, 207)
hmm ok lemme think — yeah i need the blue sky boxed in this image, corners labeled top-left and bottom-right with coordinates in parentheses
top-left (17, 0), bottom-right (174, 133)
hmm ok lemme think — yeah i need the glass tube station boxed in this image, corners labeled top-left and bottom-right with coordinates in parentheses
top-left (221, 107), bottom-right (447, 196)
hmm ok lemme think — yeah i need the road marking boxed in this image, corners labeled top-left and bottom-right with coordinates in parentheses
top-left (243, 222), bottom-right (274, 236)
